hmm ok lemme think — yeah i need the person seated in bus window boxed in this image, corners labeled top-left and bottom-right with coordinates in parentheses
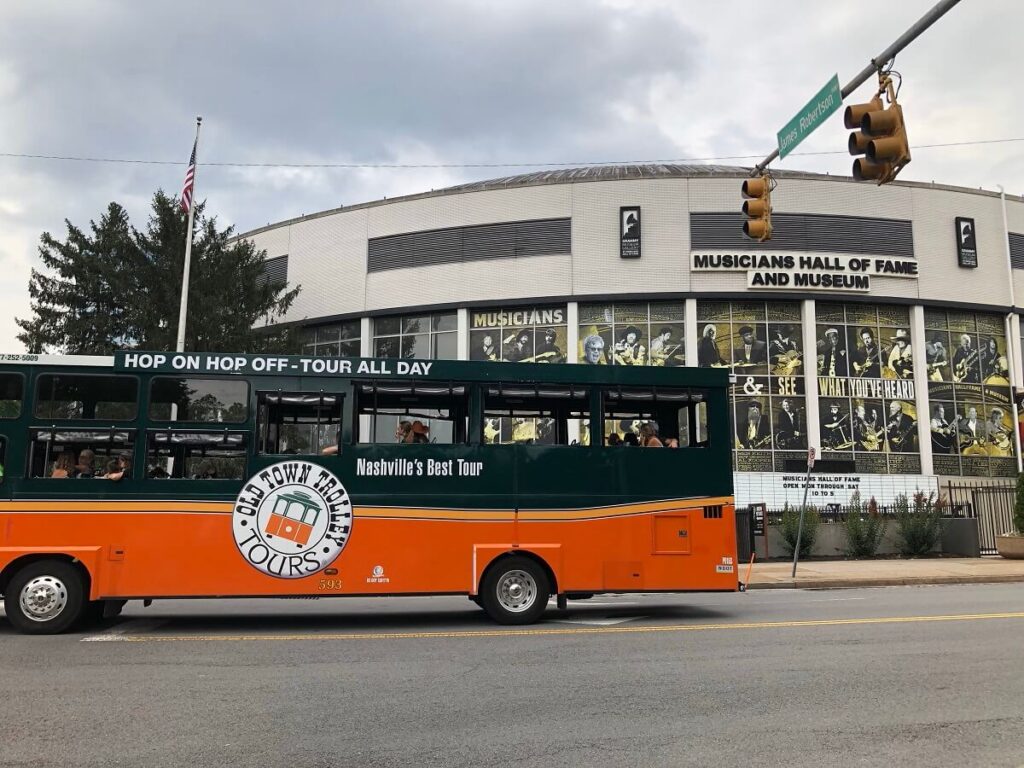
top-left (76, 449), bottom-right (97, 479)
top-left (100, 453), bottom-right (131, 482)
top-left (665, 438), bottom-right (680, 449)
top-left (606, 433), bottom-right (622, 447)
top-left (321, 444), bottom-right (339, 456)
top-left (622, 432), bottom-right (640, 447)
top-left (410, 421), bottom-right (430, 444)
top-left (395, 420), bottom-right (413, 444)
top-left (147, 463), bottom-right (170, 479)
top-left (51, 450), bottom-right (78, 478)
top-left (639, 421), bottom-right (664, 448)
top-left (193, 460), bottom-right (218, 480)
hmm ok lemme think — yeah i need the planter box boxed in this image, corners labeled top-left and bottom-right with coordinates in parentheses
top-left (996, 534), bottom-right (1024, 559)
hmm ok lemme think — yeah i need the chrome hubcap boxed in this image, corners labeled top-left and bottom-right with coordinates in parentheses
top-left (497, 570), bottom-right (537, 613)
top-left (19, 576), bottom-right (68, 623)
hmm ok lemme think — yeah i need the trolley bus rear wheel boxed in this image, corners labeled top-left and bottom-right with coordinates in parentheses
top-left (480, 556), bottom-right (550, 625)
top-left (4, 560), bottom-right (87, 635)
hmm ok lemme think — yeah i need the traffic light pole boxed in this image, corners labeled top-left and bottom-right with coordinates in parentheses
top-left (752, 0), bottom-right (963, 176)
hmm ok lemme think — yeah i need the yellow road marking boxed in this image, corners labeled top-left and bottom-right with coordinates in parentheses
top-left (84, 611), bottom-right (1024, 643)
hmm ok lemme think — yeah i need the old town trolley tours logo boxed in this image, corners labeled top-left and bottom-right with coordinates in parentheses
top-left (232, 460), bottom-right (353, 578)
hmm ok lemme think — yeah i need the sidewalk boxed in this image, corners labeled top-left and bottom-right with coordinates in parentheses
top-left (744, 557), bottom-right (1024, 590)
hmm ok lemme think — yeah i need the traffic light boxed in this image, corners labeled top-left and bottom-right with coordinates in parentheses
top-left (742, 174), bottom-right (772, 242)
top-left (846, 75), bottom-right (911, 185)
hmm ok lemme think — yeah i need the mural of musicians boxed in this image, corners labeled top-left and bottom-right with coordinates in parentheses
top-left (732, 325), bottom-right (767, 368)
top-left (737, 400), bottom-right (772, 449)
top-left (886, 329), bottom-right (914, 379)
top-left (929, 403), bottom-right (959, 454)
top-left (649, 326), bottom-right (683, 367)
top-left (959, 404), bottom-right (986, 455)
top-left (952, 333), bottom-right (980, 383)
top-left (612, 325), bottom-right (646, 366)
top-left (505, 329), bottom-right (534, 362)
top-left (925, 334), bottom-right (949, 381)
top-left (818, 327), bottom-right (849, 378)
top-left (697, 323), bottom-right (727, 367)
top-left (532, 328), bottom-right (565, 363)
top-left (851, 327), bottom-right (882, 378)
top-left (884, 400), bottom-right (917, 452)
top-left (581, 333), bottom-right (607, 365)
top-left (472, 332), bottom-right (498, 361)
top-left (852, 402), bottom-right (883, 452)
top-left (770, 324), bottom-right (801, 376)
top-left (821, 401), bottom-right (852, 450)
top-left (774, 397), bottom-right (804, 449)
top-left (980, 337), bottom-right (1009, 384)
top-left (986, 407), bottom-right (1012, 456)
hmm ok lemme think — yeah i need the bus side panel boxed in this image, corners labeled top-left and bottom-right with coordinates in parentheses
top-left (517, 503), bottom-right (739, 593)
top-left (0, 507), bottom-right (518, 598)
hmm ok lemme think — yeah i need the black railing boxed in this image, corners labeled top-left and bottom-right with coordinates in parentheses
top-left (946, 482), bottom-right (1016, 555)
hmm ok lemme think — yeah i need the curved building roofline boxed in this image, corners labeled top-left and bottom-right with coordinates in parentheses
top-left (235, 162), bottom-right (1020, 240)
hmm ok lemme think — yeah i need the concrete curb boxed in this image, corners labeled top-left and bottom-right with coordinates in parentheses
top-left (746, 574), bottom-right (1024, 590)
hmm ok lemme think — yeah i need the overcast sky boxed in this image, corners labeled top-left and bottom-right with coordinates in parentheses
top-left (1, 0), bottom-right (1021, 351)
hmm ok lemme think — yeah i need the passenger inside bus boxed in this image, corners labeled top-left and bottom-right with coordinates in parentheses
top-left (76, 449), bottom-right (97, 478)
top-left (51, 450), bottom-right (77, 478)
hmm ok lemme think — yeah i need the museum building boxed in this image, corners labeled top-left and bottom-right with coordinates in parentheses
top-left (240, 164), bottom-right (1024, 507)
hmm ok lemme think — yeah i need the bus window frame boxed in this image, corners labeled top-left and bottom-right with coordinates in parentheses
top-left (147, 376), bottom-right (251, 424)
top-left (33, 372), bottom-right (140, 422)
top-left (600, 386), bottom-right (707, 449)
top-left (482, 382), bottom-right (589, 446)
top-left (145, 428), bottom-right (249, 480)
top-left (256, 390), bottom-right (345, 457)
top-left (0, 371), bottom-right (25, 420)
top-left (27, 426), bottom-right (137, 480)
top-left (356, 380), bottom-right (469, 444)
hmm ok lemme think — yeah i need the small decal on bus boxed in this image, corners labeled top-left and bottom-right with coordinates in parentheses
top-left (366, 565), bottom-right (390, 584)
top-left (716, 564), bottom-right (735, 574)
top-left (232, 460), bottom-right (353, 579)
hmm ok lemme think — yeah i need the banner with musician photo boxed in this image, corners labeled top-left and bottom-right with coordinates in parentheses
top-left (925, 309), bottom-right (1015, 476)
top-left (470, 304), bottom-right (567, 364)
top-left (578, 301), bottom-right (684, 367)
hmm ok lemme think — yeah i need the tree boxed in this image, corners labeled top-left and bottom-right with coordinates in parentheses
top-left (17, 191), bottom-right (300, 354)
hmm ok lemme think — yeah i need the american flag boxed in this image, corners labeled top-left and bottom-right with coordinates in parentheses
top-left (180, 138), bottom-right (197, 213)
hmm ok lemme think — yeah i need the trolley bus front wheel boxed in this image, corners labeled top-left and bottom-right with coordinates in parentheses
top-left (4, 560), bottom-right (87, 635)
top-left (480, 555), bottom-right (550, 625)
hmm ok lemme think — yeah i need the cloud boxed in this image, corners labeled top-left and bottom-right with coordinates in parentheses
top-left (0, 0), bottom-right (1021, 349)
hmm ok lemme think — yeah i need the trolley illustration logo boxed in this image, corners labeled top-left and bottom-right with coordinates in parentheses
top-left (232, 460), bottom-right (353, 579)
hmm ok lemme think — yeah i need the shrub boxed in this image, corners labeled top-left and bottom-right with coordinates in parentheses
top-left (894, 491), bottom-right (947, 556)
top-left (1014, 473), bottom-right (1024, 536)
top-left (780, 502), bottom-right (820, 559)
top-left (843, 492), bottom-right (888, 558)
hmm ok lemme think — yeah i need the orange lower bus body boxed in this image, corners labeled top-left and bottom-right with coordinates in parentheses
top-left (0, 498), bottom-right (739, 600)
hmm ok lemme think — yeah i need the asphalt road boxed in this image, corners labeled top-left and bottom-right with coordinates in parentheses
top-left (2, 584), bottom-right (1024, 768)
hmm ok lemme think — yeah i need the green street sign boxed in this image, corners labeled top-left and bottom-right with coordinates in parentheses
top-left (777, 74), bottom-right (842, 159)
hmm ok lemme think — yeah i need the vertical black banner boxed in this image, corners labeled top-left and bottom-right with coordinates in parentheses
top-left (620, 206), bottom-right (641, 258)
top-left (955, 216), bottom-right (978, 268)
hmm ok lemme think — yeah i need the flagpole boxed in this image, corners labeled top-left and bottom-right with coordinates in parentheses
top-left (175, 115), bottom-right (202, 354)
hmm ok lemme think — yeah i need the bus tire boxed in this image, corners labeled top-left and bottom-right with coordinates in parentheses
top-left (480, 556), bottom-right (550, 625)
top-left (4, 560), bottom-right (87, 635)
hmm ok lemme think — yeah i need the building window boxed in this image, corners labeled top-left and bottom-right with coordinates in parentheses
top-left (814, 303), bottom-right (920, 475)
top-left (925, 309), bottom-right (1013, 478)
top-left (469, 304), bottom-right (567, 363)
top-left (373, 313), bottom-right (457, 360)
top-left (300, 320), bottom-right (361, 357)
top-left (578, 301), bottom-right (685, 366)
top-left (697, 301), bottom-right (805, 473)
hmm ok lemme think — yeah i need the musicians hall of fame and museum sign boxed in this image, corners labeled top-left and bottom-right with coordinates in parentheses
top-left (692, 253), bottom-right (919, 292)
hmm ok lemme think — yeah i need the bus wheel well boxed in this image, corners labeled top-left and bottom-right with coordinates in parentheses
top-left (479, 550), bottom-right (558, 597)
top-left (0, 554), bottom-right (92, 597)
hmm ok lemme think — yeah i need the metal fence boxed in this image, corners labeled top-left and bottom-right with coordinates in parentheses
top-left (946, 482), bottom-right (1017, 555)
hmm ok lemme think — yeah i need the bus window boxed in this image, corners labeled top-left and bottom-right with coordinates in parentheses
top-left (602, 387), bottom-right (694, 448)
top-left (483, 384), bottom-right (589, 445)
top-left (29, 428), bottom-right (135, 479)
top-left (0, 373), bottom-right (24, 418)
top-left (147, 430), bottom-right (247, 479)
top-left (356, 381), bottom-right (467, 444)
top-left (35, 374), bottom-right (138, 421)
top-left (257, 392), bottom-right (342, 455)
top-left (149, 377), bottom-right (249, 422)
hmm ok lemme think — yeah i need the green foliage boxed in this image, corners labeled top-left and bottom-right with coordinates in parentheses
top-left (17, 192), bottom-right (301, 354)
top-left (780, 502), bottom-right (821, 559)
top-left (894, 491), bottom-right (947, 557)
top-left (843, 492), bottom-right (888, 558)
top-left (1014, 473), bottom-right (1024, 536)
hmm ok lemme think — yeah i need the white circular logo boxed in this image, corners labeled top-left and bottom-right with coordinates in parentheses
top-left (232, 460), bottom-right (353, 579)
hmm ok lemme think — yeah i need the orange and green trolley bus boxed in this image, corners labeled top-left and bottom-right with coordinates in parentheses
top-left (0, 351), bottom-right (738, 633)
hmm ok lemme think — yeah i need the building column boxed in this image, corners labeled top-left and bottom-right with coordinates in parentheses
top-left (800, 299), bottom-right (820, 459)
top-left (685, 299), bottom-right (698, 367)
top-left (566, 302), bottom-right (579, 364)
top-left (360, 316), bottom-right (372, 357)
top-left (911, 305), bottom-right (933, 476)
top-left (457, 308), bottom-right (469, 361)
top-left (1005, 313), bottom-right (1024, 473)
